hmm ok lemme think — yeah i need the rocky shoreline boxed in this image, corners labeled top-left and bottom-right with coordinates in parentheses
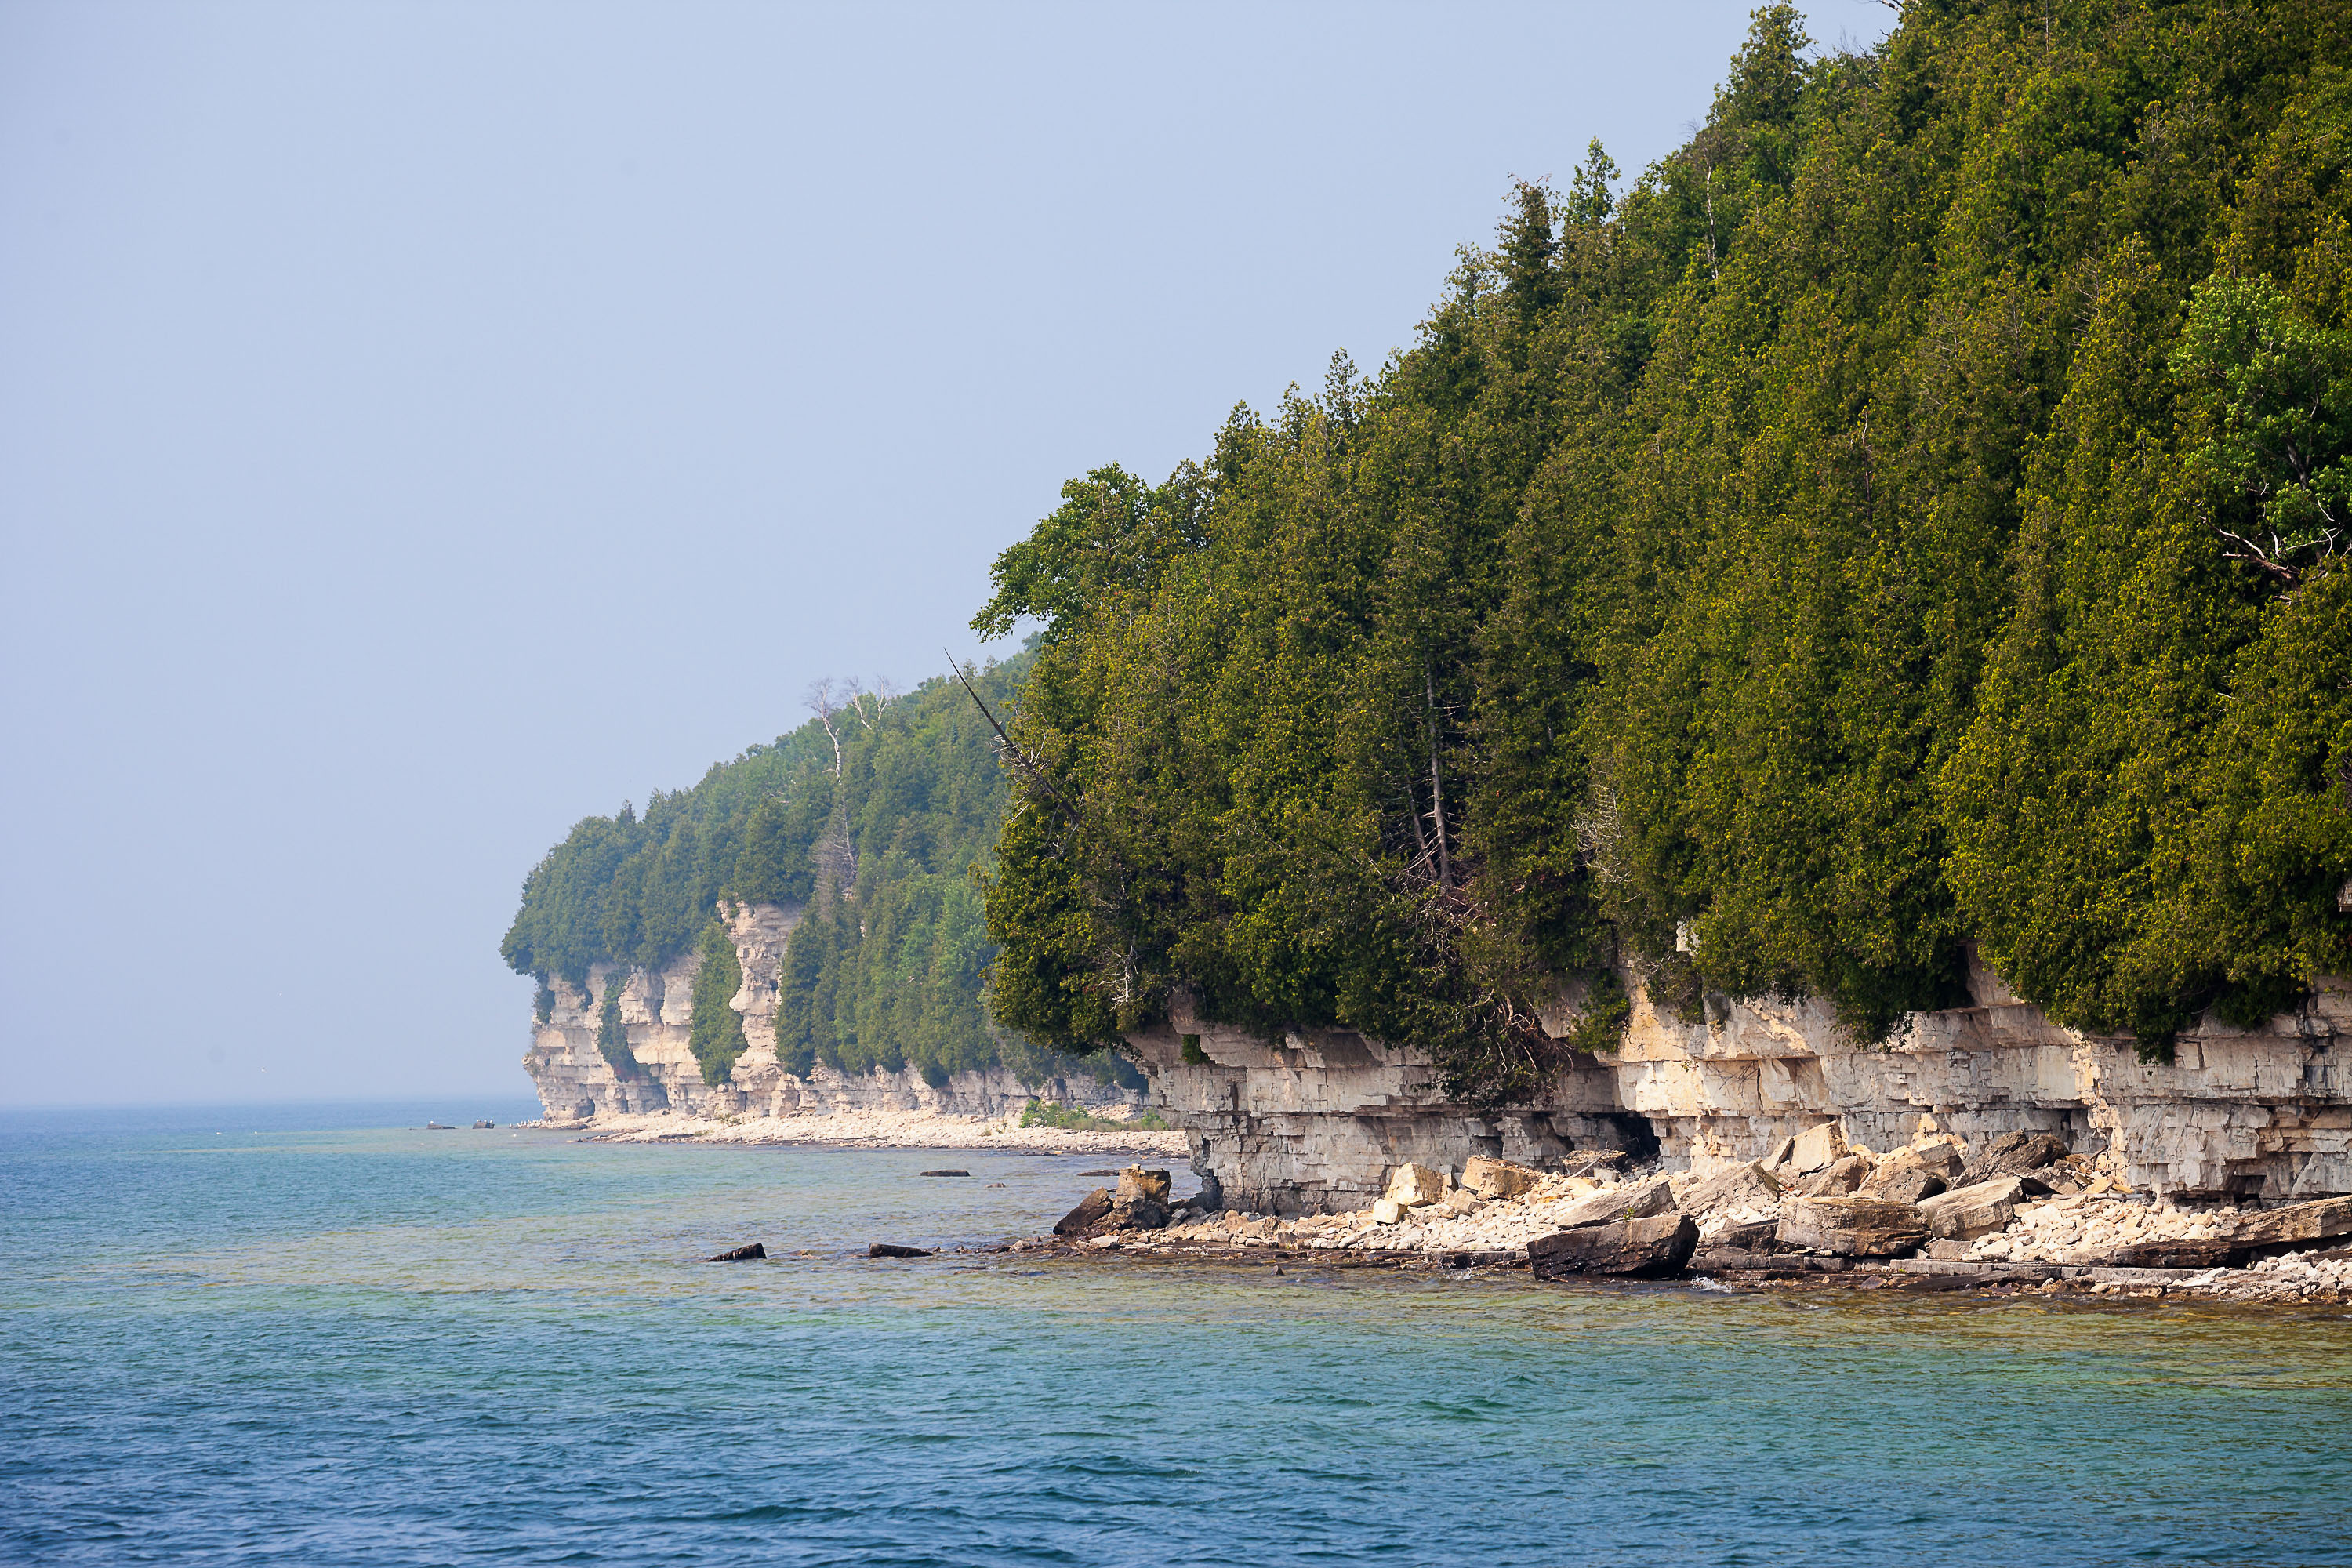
top-left (524, 1105), bottom-right (1190, 1157)
top-left (1017, 1127), bottom-right (2352, 1308)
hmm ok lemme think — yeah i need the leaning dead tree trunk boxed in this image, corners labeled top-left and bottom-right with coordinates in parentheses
top-left (1423, 667), bottom-right (1453, 887)
top-left (945, 651), bottom-right (1072, 812)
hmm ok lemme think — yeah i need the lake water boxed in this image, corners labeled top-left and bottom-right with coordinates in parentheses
top-left (5, 1102), bottom-right (2351, 1566)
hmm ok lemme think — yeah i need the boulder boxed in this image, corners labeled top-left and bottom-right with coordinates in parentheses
top-left (1053, 1187), bottom-right (1114, 1236)
top-left (1371, 1197), bottom-right (1406, 1224)
top-left (1918, 1176), bottom-right (2031, 1240)
top-left (1529, 1214), bottom-right (1699, 1280)
top-left (1960, 1130), bottom-right (2067, 1185)
top-left (1105, 1197), bottom-right (1170, 1231)
top-left (1116, 1167), bottom-right (1173, 1206)
top-left (1798, 1153), bottom-right (1872, 1197)
top-left (1710, 1218), bottom-right (1781, 1251)
top-left (1777, 1196), bottom-right (1928, 1257)
top-left (1863, 1166), bottom-right (1948, 1206)
top-left (706, 1242), bottom-right (766, 1262)
top-left (1904, 1141), bottom-right (1968, 1178)
top-left (1784, 1123), bottom-right (1848, 1175)
top-left (1677, 1161), bottom-right (1782, 1218)
top-left (1461, 1156), bottom-right (1544, 1200)
top-left (2230, 1196), bottom-right (2352, 1250)
top-left (1552, 1174), bottom-right (1678, 1230)
top-left (1385, 1163), bottom-right (1450, 1207)
top-left (2100, 1238), bottom-right (2249, 1270)
top-left (868, 1243), bottom-right (935, 1258)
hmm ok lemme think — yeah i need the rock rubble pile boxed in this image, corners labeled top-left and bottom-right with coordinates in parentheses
top-left (1056, 1127), bottom-right (2352, 1305)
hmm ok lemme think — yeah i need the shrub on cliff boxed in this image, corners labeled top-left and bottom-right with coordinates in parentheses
top-left (973, 1), bottom-right (2352, 1087)
top-left (594, 981), bottom-right (642, 1080)
top-left (687, 920), bottom-right (748, 1085)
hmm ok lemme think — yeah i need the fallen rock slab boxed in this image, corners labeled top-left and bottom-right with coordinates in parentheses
top-left (1710, 1218), bottom-right (1780, 1252)
top-left (1054, 1187), bottom-right (1113, 1236)
top-left (1461, 1156), bottom-right (1543, 1200)
top-left (1960, 1130), bottom-right (2067, 1185)
top-left (1106, 1196), bottom-right (1170, 1231)
top-left (2088, 1265), bottom-right (2195, 1284)
top-left (1863, 1166), bottom-right (1947, 1205)
top-left (1552, 1174), bottom-right (1678, 1230)
top-left (706, 1243), bottom-right (767, 1262)
top-left (1529, 1214), bottom-right (1699, 1280)
top-left (1116, 1167), bottom-right (1172, 1205)
top-left (1783, 1122), bottom-right (1849, 1175)
top-left (1918, 1176), bottom-right (2033, 1240)
top-left (2098, 1238), bottom-right (2249, 1271)
top-left (1678, 1161), bottom-right (1781, 1217)
top-left (1693, 1246), bottom-right (1776, 1272)
top-left (1798, 1154), bottom-right (1871, 1197)
top-left (2230, 1196), bottom-right (2352, 1250)
top-left (1385, 1163), bottom-right (1449, 1207)
top-left (1777, 1197), bottom-right (1927, 1258)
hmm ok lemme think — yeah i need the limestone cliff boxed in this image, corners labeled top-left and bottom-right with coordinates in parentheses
top-left (521, 899), bottom-right (1137, 1123)
top-left (524, 905), bottom-right (2348, 1217)
top-left (1122, 959), bottom-right (2352, 1214)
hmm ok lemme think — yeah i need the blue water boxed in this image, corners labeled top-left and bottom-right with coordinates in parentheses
top-left (5, 1103), bottom-right (2351, 1566)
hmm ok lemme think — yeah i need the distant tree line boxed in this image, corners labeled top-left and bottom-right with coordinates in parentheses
top-left (502, 654), bottom-right (1058, 1087)
top-left (973, 2), bottom-right (2352, 1102)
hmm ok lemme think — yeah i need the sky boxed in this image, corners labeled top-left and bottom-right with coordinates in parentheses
top-left (0, 0), bottom-right (1896, 1107)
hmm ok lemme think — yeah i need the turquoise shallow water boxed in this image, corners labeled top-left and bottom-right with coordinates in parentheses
top-left (5, 1103), bottom-right (2352, 1566)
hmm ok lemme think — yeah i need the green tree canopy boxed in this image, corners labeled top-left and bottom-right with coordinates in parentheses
top-left (975, 1), bottom-right (2352, 1090)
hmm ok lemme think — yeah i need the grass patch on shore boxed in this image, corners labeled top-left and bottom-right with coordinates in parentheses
top-left (1019, 1099), bottom-right (1169, 1133)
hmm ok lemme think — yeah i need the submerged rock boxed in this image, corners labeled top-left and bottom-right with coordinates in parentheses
top-left (706, 1242), bottom-right (767, 1262)
top-left (868, 1243), bottom-right (935, 1258)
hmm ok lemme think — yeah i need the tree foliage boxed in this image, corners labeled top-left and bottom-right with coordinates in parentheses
top-left (503, 654), bottom-right (1035, 1085)
top-left (687, 919), bottom-right (748, 1085)
top-left (975, 2), bottom-right (2352, 1084)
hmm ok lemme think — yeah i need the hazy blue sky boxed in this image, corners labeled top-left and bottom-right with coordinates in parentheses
top-left (1, 1), bottom-right (1893, 1107)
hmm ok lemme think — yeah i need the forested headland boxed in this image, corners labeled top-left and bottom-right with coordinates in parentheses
top-left (975, 0), bottom-right (2352, 1102)
top-left (501, 657), bottom-right (1055, 1087)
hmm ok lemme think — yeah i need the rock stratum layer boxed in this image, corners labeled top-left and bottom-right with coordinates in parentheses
top-left (522, 901), bottom-right (1136, 1123)
top-left (1122, 960), bottom-right (2352, 1214)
